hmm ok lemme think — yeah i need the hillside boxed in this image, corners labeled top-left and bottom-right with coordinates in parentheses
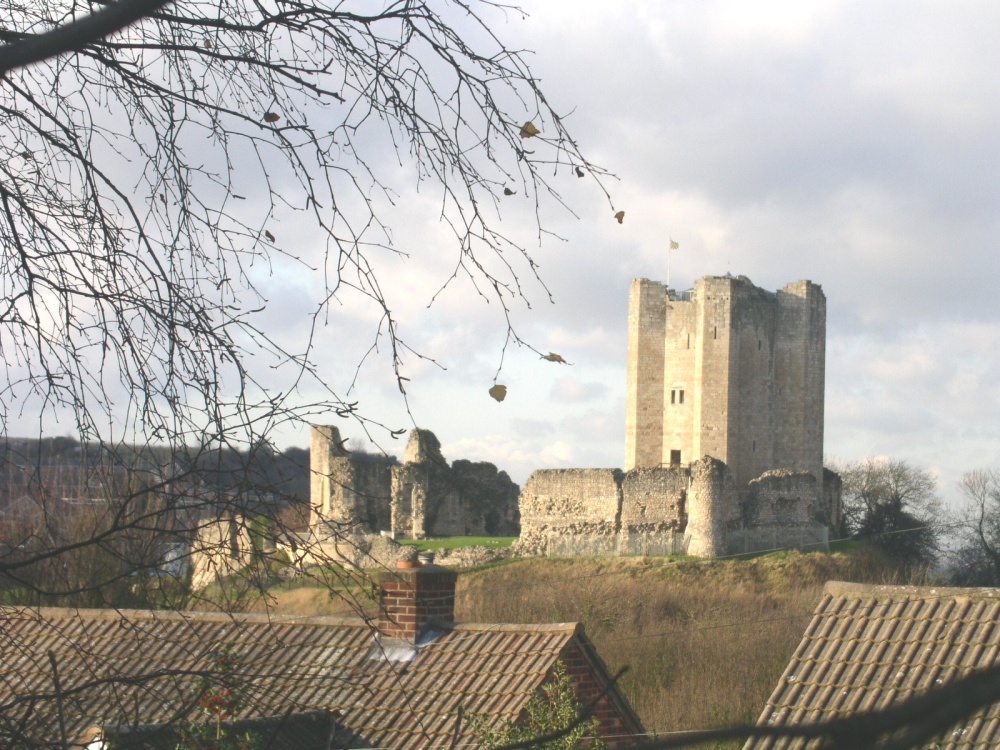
top-left (258, 549), bottom-right (906, 745)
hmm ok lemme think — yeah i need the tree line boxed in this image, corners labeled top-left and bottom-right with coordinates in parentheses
top-left (831, 456), bottom-right (1000, 586)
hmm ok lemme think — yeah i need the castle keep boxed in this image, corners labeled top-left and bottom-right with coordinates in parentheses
top-left (626, 275), bottom-right (826, 487)
top-left (517, 275), bottom-right (841, 559)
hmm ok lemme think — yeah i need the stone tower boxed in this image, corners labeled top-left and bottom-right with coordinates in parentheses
top-left (625, 275), bottom-right (826, 489)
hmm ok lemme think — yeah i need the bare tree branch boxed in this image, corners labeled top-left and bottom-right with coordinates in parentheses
top-left (0, 0), bottom-right (173, 76)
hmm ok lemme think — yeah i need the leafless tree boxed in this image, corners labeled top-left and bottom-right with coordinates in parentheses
top-left (0, 0), bottom-right (612, 600)
top-left (951, 468), bottom-right (1000, 586)
top-left (0, 0), bottom-right (611, 454)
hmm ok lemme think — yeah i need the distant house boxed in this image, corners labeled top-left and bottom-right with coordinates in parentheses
top-left (745, 581), bottom-right (1000, 749)
top-left (1, 562), bottom-right (641, 749)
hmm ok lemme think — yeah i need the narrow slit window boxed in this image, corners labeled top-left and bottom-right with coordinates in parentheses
top-left (713, 326), bottom-right (717, 340)
top-left (678, 389), bottom-right (685, 404)
top-left (670, 449), bottom-right (682, 466)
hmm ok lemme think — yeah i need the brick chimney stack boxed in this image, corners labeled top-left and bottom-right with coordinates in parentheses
top-left (377, 560), bottom-right (457, 642)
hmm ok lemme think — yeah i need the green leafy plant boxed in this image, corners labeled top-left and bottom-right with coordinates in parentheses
top-left (176, 646), bottom-right (256, 750)
top-left (474, 662), bottom-right (605, 750)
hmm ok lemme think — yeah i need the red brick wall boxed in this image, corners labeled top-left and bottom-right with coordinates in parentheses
top-left (377, 564), bottom-right (457, 642)
top-left (558, 640), bottom-right (638, 747)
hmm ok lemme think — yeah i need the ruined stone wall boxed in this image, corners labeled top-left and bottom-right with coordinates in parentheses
top-left (743, 470), bottom-right (818, 527)
top-left (684, 457), bottom-right (738, 558)
top-left (310, 425), bottom-right (344, 525)
top-left (517, 469), bottom-right (624, 556)
top-left (451, 460), bottom-right (520, 536)
top-left (620, 468), bottom-right (687, 555)
top-left (392, 429), bottom-right (460, 539)
top-left (390, 465), bottom-right (421, 538)
top-left (823, 468), bottom-right (843, 533)
top-left (309, 427), bottom-right (392, 535)
top-left (391, 462), bottom-right (461, 539)
top-left (518, 458), bottom-right (834, 559)
top-left (189, 514), bottom-right (254, 590)
top-left (728, 469), bottom-right (829, 555)
top-left (311, 425), bottom-right (518, 541)
top-left (517, 466), bottom-right (692, 557)
top-left (352, 461), bottom-right (392, 531)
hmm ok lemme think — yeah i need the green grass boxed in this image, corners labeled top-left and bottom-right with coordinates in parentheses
top-left (828, 538), bottom-right (861, 553)
top-left (397, 536), bottom-right (516, 551)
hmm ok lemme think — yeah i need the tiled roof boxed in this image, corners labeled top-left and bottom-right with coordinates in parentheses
top-left (746, 581), bottom-right (1000, 750)
top-left (0, 606), bottom-right (632, 749)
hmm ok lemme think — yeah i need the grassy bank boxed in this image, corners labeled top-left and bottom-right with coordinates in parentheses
top-left (456, 553), bottom-right (866, 744)
top-left (397, 536), bottom-right (517, 551)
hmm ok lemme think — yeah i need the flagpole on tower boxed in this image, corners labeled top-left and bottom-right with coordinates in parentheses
top-left (667, 238), bottom-right (679, 291)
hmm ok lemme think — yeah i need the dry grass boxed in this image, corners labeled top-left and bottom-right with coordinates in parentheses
top-left (456, 551), bottom-right (903, 746)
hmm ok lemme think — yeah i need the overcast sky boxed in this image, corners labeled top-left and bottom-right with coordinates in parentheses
top-left (263, 0), bottom-right (1000, 511)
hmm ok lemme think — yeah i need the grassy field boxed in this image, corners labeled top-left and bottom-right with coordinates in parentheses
top-left (253, 547), bottom-right (905, 748)
top-left (397, 536), bottom-right (517, 551)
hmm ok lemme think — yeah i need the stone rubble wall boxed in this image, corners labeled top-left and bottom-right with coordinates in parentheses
top-left (725, 469), bottom-right (828, 555)
top-left (743, 469), bottom-right (818, 528)
top-left (620, 468), bottom-right (688, 556)
top-left (311, 425), bottom-right (519, 543)
top-left (516, 469), bottom-right (624, 557)
top-left (823, 467), bottom-right (843, 533)
top-left (517, 457), bottom-right (837, 559)
top-left (684, 457), bottom-right (740, 558)
top-left (515, 466), bottom-right (691, 557)
top-left (306, 527), bottom-right (413, 570)
top-left (189, 514), bottom-right (255, 590)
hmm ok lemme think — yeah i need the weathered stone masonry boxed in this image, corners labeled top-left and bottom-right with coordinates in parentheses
top-left (519, 275), bottom-right (841, 559)
top-left (310, 425), bottom-right (519, 540)
top-left (516, 458), bottom-right (833, 558)
top-left (626, 274), bottom-right (826, 487)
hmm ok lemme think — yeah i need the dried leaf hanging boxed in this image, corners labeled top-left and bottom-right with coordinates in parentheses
top-left (541, 352), bottom-right (571, 365)
top-left (488, 384), bottom-right (507, 402)
top-left (203, 39), bottom-right (212, 49)
top-left (503, 187), bottom-right (515, 196)
top-left (264, 230), bottom-right (275, 242)
top-left (614, 210), bottom-right (625, 224)
top-left (263, 112), bottom-right (281, 123)
top-left (519, 121), bottom-right (540, 138)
